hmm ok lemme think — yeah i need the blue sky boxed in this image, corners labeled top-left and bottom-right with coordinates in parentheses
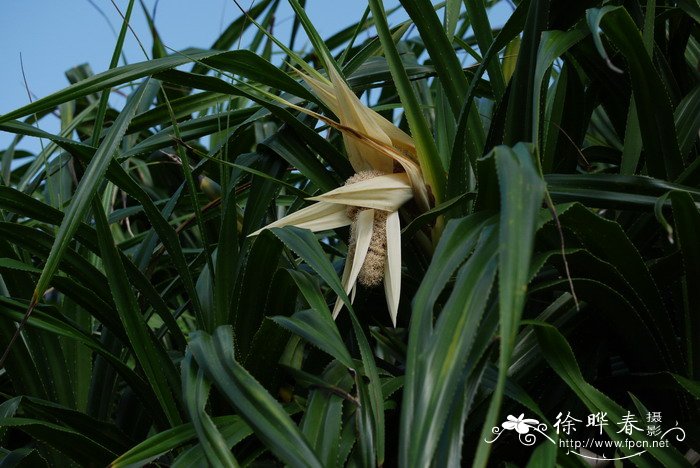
top-left (0, 1), bottom-right (510, 153)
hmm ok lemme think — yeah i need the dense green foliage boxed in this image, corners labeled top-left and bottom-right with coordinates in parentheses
top-left (0, 0), bottom-right (698, 466)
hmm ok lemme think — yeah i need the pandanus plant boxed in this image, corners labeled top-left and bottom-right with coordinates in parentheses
top-left (250, 60), bottom-right (432, 326)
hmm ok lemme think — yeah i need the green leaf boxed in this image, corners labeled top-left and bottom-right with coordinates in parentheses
top-left (448, 0), bottom-right (529, 200)
top-left (90, 0), bottom-right (135, 148)
top-left (398, 0), bottom-right (467, 115)
top-left (432, 355), bottom-right (488, 468)
top-left (200, 50), bottom-right (318, 102)
top-left (0, 223), bottom-right (122, 336)
top-left (503, 0), bottom-right (550, 145)
top-left (123, 107), bottom-right (257, 158)
top-left (110, 416), bottom-right (251, 467)
top-left (0, 417), bottom-right (117, 466)
top-left (0, 186), bottom-right (186, 347)
top-left (588, 6), bottom-right (684, 179)
top-left (0, 53), bottom-right (200, 124)
top-left (191, 0), bottom-right (275, 75)
top-left (285, 0), bottom-right (338, 76)
top-left (354, 369), bottom-right (376, 467)
top-left (92, 156), bottom-right (207, 328)
top-left (496, 143), bottom-right (545, 358)
top-left (93, 201), bottom-right (182, 427)
top-left (464, 0), bottom-right (506, 99)
top-left (18, 396), bottom-right (131, 456)
top-left (534, 323), bottom-right (692, 467)
top-left (0, 447), bottom-right (42, 467)
top-left (675, 85), bottom-right (700, 158)
top-left (444, 0), bottom-right (461, 40)
top-left (401, 192), bottom-right (475, 240)
top-left (347, 306), bottom-right (386, 465)
top-left (546, 174), bottom-right (700, 210)
top-left (181, 352), bottom-right (239, 467)
top-left (267, 226), bottom-right (385, 464)
top-left (368, 0), bottom-right (446, 202)
top-left (474, 143), bottom-right (545, 468)
top-left (188, 326), bottom-right (323, 467)
top-left (0, 297), bottom-right (159, 419)
top-left (299, 361), bottom-right (351, 467)
top-left (268, 227), bottom-right (349, 305)
top-left (556, 204), bottom-right (683, 372)
top-left (260, 128), bottom-right (340, 193)
top-left (670, 191), bottom-right (700, 378)
top-left (619, 0), bottom-right (654, 175)
top-left (30, 80), bottom-right (149, 306)
top-left (532, 26), bottom-right (589, 149)
top-left (0, 49), bottom-right (316, 125)
top-left (272, 270), bottom-right (354, 369)
top-left (0, 258), bottom-right (116, 334)
top-left (160, 88), bottom-right (217, 331)
top-left (678, 0), bottom-right (700, 23)
top-left (525, 441), bottom-right (557, 468)
top-left (400, 212), bottom-right (492, 464)
top-left (402, 227), bottom-right (498, 467)
top-left (152, 70), bottom-right (352, 178)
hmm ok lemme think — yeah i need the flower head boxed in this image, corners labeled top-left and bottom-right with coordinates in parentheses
top-left (250, 170), bottom-right (411, 325)
top-left (250, 60), bottom-right (430, 326)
